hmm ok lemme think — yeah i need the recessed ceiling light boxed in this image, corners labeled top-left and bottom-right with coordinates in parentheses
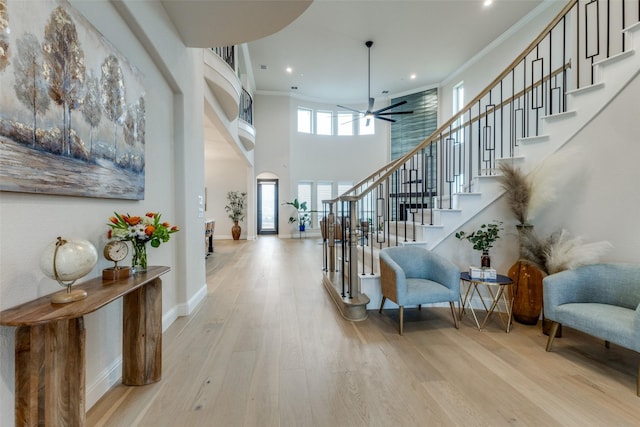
top-left (286, 67), bottom-right (293, 73)
top-left (410, 74), bottom-right (417, 80)
top-left (484, 0), bottom-right (493, 6)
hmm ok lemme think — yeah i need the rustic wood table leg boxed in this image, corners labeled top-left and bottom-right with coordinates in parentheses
top-left (122, 277), bottom-right (162, 385)
top-left (15, 318), bottom-right (86, 426)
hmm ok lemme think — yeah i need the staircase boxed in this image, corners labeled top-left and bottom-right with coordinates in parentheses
top-left (321, 0), bottom-right (640, 321)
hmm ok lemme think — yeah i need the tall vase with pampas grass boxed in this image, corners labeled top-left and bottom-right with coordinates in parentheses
top-left (498, 153), bottom-right (575, 327)
top-left (498, 161), bottom-right (546, 325)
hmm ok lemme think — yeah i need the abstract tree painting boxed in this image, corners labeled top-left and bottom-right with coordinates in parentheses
top-left (0, 0), bottom-right (145, 199)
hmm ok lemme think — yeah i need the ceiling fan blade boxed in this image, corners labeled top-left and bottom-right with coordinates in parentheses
top-left (377, 110), bottom-right (414, 116)
top-left (373, 100), bottom-right (408, 115)
top-left (340, 115), bottom-right (362, 125)
top-left (368, 97), bottom-right (375, 112)
top-left (375, 116), bottom-right (396, 123)
top-left (337, 105), bottom-right (363, 114)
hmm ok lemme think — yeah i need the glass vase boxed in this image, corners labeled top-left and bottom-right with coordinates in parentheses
top-left (481, 250), bottom-right (491, 268)
top-left (131, 240), bottom-right (148, 273)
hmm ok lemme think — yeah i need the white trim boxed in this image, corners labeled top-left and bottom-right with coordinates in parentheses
top-left (176, 283), bottom-right (207, 317)
top-left (86, 356), bottom-right (122, 409)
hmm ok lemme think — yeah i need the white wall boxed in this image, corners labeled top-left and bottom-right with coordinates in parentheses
top-left (0, 0), bottom-right (206, 423)
top-left (440, 1), bottom-right (566, 122)
top-left (254, 93), bottom-right (389, 237)
top-left (204, 149), bottom-right (249, 239)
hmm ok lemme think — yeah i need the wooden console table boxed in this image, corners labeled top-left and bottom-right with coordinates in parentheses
top-left (0, 266), bottom-right (170, 426)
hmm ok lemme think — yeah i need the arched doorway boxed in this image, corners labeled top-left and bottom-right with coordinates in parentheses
top-left (257, 177), bottom-right (278, 235)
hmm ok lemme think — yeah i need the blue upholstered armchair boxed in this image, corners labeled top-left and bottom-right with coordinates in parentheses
top-left (379, 246), bottom-right (460, 335)
top-left (543, 263), bottom-right (640, 396)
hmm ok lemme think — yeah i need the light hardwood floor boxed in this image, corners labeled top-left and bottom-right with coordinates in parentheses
top-left (88, 237), bottom-right (640, 426)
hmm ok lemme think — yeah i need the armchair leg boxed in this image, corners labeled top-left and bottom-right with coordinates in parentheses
top-left (399, 306), bottom-right (404, 335)
top-left (545, 322), bottom-right (560, 351)
top-left (449, 302), bottom-right (459, 329)
top-left (379, 296), bottom-right (386, 314)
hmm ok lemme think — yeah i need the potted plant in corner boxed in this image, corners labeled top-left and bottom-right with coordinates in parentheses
top-left (225, 191), bottom-right (247, 240)
top-left (284, 198), bottom-right (312, 232)
top-left (455, 221), bottom-right (503, 268)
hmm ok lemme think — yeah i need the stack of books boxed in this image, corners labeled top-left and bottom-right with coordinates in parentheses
top-left (469, 266), bottom-right (497, 280)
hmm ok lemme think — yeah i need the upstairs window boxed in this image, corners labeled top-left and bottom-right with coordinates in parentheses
top-left (337, 112), bottom-right (354, 136)
top-left (297, 107), bottom-right (312, 133)
top-left (359, 117), bottom-right (375, 135)
top-left (316, 110), bottom-right (333, 135)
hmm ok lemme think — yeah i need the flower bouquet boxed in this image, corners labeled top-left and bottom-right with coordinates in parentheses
top-left (107, 212), bottom-right (179, 271)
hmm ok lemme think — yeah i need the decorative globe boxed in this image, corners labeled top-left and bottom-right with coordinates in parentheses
top-left (40, 237), bottom-right (98, 283)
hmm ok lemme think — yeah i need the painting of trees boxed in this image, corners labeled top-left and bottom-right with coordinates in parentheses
top-left (101, 54), bottom-right (125, 161)
top-left (0, 0), bottom-right (9, 71)
top-left (0, 0), bottom-right (146, 200)
top-left (82, 70), bottom-right (101, 154)
top-left (42, 5), bottom-right (85, 157)
top-left (136, 96), bottom-right (145, 146)
top-left (14, 33), bottom-right (51, 146)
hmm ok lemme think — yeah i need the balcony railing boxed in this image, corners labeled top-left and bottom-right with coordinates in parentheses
top-left (211, 46), bottom-right (235, 70)
top-left (321, 0), bottom-right (640, 307)
top-left (240, 88), bottom-right (253, 125)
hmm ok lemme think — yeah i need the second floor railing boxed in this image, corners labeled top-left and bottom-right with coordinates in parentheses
top-left (240, 88), bottom-right (253, 125)
top-left (321, 0), bottom-right (640, 302)
top-left (211, 46), bottom-right (235, 70)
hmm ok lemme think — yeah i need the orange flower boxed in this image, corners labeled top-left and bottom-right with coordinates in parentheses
top-left (146, 212), bottom-right (156, 218)
top-left (107, 230), bottom-right (113, 239)
top-left (109, 216), bottom-right (119, 224)
top-left (145, 225), bottom-right (156, 236)
top-left (162, 222), bottom-right (170, 228)
top-left (171, 226), bottom-right (179, 231)
top-left (126, 216), bottom-right (141, 225)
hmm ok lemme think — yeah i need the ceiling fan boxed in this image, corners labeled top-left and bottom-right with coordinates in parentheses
top-left (338, 40), bottom-right (413, 126)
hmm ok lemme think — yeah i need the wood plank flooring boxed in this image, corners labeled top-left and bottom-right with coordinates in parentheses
top-left (87, 237), bottom-right (640, 426)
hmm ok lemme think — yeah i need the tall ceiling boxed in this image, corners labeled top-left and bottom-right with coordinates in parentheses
top-left (247, 0), bottom-right (546, 104)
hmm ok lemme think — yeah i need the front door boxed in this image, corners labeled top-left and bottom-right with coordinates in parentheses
top-left (257, 179), bottom-right (278, 235)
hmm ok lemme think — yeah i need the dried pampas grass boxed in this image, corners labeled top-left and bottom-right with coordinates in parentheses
top-left (517, 227), bottom-right (547, 271)
top-left (517, 228), bottom-right (612, 274)
top-left (527, 149), bottom-right (578, 221)
top-left (544, 229), bottom-right (613, 274)
top-left (498, 149), bottom-right (580, 224)
top-left (498, 162), bottom-right (530, 224)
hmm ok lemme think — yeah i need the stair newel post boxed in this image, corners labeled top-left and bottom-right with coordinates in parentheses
top-left (348, 197), bottom-right (361, 299)
top-left (327, 207), bottom-right (336, 273)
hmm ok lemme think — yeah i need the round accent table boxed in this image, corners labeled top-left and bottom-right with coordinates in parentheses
top-left (459, 272), bottom-right (515, 332)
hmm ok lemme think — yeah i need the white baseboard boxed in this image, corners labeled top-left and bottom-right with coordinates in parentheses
top-left (86, 282), bottom-right (207, 410)
top-left (176, 282), bottom-right (207, 317)
top-left (86, 356), bottom-right (122, 410)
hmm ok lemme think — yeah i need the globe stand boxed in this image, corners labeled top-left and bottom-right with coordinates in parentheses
top-left (51, 286), bottom-right (88, 304)
top-left (50, 237), bottom-right (88, 304)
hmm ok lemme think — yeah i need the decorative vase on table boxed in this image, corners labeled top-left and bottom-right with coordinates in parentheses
top-left (107, 211), bottom-right (179, 275)
top-left (131, 240), bottom-right (148, 273)
top-left (231, 221), bottom-right (241, 240)
top-left (481, 251), bottom-right (491, 268)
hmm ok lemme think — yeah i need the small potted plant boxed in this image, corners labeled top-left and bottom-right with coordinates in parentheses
top-left (225, 191), bottom-right (247, 240)
top-left (455, 221), bottom-right (503, 268)
top-left (284, 198), bottom-right (312, 232)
